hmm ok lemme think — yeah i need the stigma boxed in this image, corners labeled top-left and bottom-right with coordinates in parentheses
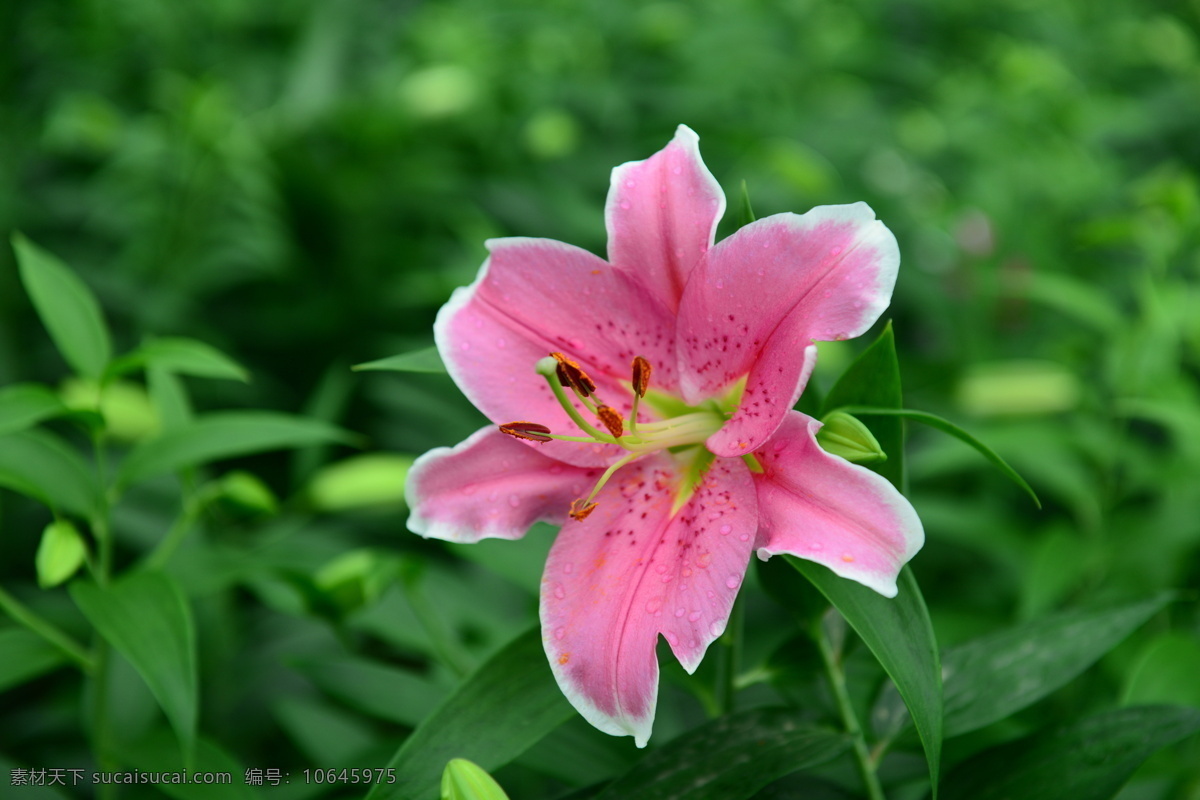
top-left (499, 353), bottom-right (727, 521)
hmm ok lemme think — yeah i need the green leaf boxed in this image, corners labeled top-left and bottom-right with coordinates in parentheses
top-left (12, 232), bottom-right (112, 378)
top-left (0, 628), bottom-right (69, 691)
top-left (353, 346), bottom-right (446, 374)
top-left (875, 594), bottom-right (1171, 741)
top-left (1123, 632), bottom-right (1200, 708)
top-left (0, 383), bottom-right (67, 436)
top-left (0, 429), bottom-right (102, 515)
top-left (366, 627), bottom-right (573, 800)
top-left (111, 337), bottom-right (250, 382)
top-left (147, 366), bottom-right (193, 431)
top-left (115, 730), bottom-right (257, 800)
top-left (942, 705), bottom-right (1200, 800)
top-left (70, 571), bottom-right (198, 759)
top-left (833, 406), bottom-right (1040, 508)
top-left (117, 411), bottom-right (357, 486)
top-left (790, 560), bottom-right (942, 794)
top-left (821, 322), bottom-right (904, 488)
top-left (595, 709), bottom-right (848, 800)
top-left (35, 520), bottom-right (88, 588)
top-left (290, 655), bottom-right (444, 726)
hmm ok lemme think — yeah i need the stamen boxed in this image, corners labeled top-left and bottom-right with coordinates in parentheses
top-left (551, 352), bottom-right (596, 397)
top-left (631, 356), bottom-right (651, 398)
top-left (569, 499), bottom-right (598, 521)
top-left (596, 405), bottom-right (624, 438)
top-left (499, 421), bottom-right (552, 442)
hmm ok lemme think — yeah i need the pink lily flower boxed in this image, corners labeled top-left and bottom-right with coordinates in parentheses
top-left (405, 126), bottom-right (923, 746)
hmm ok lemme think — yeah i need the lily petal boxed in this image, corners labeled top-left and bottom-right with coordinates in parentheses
top-left (436, 237), bottom-right (679, 467)
top-left (677, 203), bottom-right (899, 454)
top-left (606, 125), bottom-right (726, 313)
top-left (540, 454), bottom-right (757, 746)
top-left (406, 426), bottom-right (600, 543)
top-left (752, 412), bottom-right (923, 597)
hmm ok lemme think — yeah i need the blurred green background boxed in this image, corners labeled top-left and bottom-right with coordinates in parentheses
top-left (3, 0), bottom-right (1200, 797)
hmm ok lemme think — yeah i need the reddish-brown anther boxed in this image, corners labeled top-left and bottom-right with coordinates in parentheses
top-left (569, 498), bottom-right (598, 521)
top-left (551, 352), bottom-right (597, 397)
top-left (499, 421), bottom-right (553, 442)
top-left (631, 356), bottom-right (652, 398)
top-left (596, 404), bottom-right (624, 438)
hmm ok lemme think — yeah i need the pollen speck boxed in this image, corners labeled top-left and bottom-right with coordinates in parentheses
top-left (842, 554), bottom-right (855, 562)
top-left (558, 653), bottom-right (570, 665)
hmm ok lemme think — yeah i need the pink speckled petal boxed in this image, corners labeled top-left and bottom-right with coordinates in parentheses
top-left (541, 454), bottom-right (757, 746)
top-left (406, 427), bottom-right (601, 543)
top-left (436, 237), bottom-right (679, 467)
top-left (677, 204), bottom-right (899, 453)
top-left (752, 412), bottom-right (924, 597)
top-left (606, 125), bottom-right (726, 312)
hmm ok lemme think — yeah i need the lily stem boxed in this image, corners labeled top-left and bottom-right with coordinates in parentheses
top-left (816, 615), bottom-right (886, 800)
top-left (714, 593), bottom-right (743, 716)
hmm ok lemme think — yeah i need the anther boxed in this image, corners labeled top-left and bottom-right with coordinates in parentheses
top-left (595, 405), bottom-right (624, 438)
top-left (631, 356), bottom-right (652, 398)
top-left (569, 499), bottom-right (598, 521)
top-left (551, 352), bottom-right (596, 397)
top-left (499, 421), bottom-right (552, 442)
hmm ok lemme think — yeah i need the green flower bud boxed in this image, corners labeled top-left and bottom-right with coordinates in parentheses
top-left (441, 759), bottom-right (510, 800)
top-left (36, 520), bottom-right (88, 588)
top-left (816, 411), bottom-right (887, 464)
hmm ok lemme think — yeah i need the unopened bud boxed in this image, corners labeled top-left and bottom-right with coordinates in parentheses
top-left (816, 411), bottom-right (887, 464)
top-left (441, 758), bottom-right (511, 800)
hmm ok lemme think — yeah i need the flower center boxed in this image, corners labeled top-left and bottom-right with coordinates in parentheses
top-left (499, 353), bottom-right (728, 520)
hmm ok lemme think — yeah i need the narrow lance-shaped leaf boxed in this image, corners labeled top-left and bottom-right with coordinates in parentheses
top-left (0, 629), bottom-right (70, 692)
top-left (0, 430), bottom-right (103, 516)
top-left (352, 346), bottom-right (446, 374)
top-left (109, 337), bottom-right (250, 383)
top-left (117, 411), bottom-right (358, 486)
top-left (0, 384), bottom-right (68, 437)
top-left (942, 705), bottom-right (1200, 800)
top-left (70, 571), bottom-right (198, 760)
top-left (833, 406), bottom-right (1040, 508)
top-left (873, 593), bottom-right (1173, 740)
top-left (366, 627), bottom-right (574, 800)
top-left (12, 232), bottom-right (112, 378)
top-left (596, 708), bottom-right (848, 800)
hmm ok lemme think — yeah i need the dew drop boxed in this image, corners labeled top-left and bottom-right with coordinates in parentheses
top-left (719, 524), bottom-right (732, 535)
top-left (625, 179), bottom-right (636, 188)
top-left (655, 563), bottom-right (668, 574)
top-left (831, 246), bottom-right (843, 256)
top-left (672, 165), bottom-right (682, 175)
top-left (707, 511), bottom-right (722, 521)
top-left (553, 584), bottom-right (566, 599)
top-left (709, 621), bottom-right (724, 636)
top-left (660, 573), bottom-right (673, 583)
top-left (811, 542), bottom-right (824, 551)
top-left (508, 494), bottom-right (520, 508)
top-left (461, 483), bottom-right (477, 495)
top-left (460, 341), bottom-right (471, 351)
top-left (646, 597), bottom-right (663, 613)
top-left (726, 575), bottom-right (741, 590)
top-left (563, 562), bottom-right (574, 574)
top-left (697, 553), bottom-right (712, 568)
top-left (738, 533), bottom-right (750, 542)
top-left (688, 610), bottom-right (702, 622)
top-left (675, 607), bottom-right (686, 618)
top-left (620, 201), bottom-right (631, 210)
top-left (772, 439), bottom-right (788, 452)
top-left (714, 278), bottom-right (725, 289)
top-left (664, 631), bottom-right (679, 646)
top-left (554, 626), bottom-right (566, 640)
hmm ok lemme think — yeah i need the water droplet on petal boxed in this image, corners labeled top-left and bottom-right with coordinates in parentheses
top-left (738, 533), bottom-right (750, 542)
top-left (553, 584), bottom-right (566, 599)
top-left (675, 607), bottom-right (686, 618)
top-left (554, 626), bottom-right (566, 640)
top-left (831, 246), bottom-right (843, 256)
top-left (460, 341), bottom-right (471, 351)
top-left (714, 278), bottom-right (725, 289)
top-left (772, 439), bottom-right (788, 452)
top-left (620, 201), bottom-right (631, 210)
top-left (655, 563), bottom-right (668, 574)
top-left (709, 620), bottom-right (724, 636)
top-left (645, 597), bottom-right (663, 613)
top-left (688, 610), bottom-right (702, 622)
top-left (672, 165), bottom-right (682, 175)
top-left (508, 494), bottom-right (520, 508)
top-left (563, 562), bottom-right (574, 574)
top-left (719, 524), bottom-right (732, 535)
top-left (664, 631), bottom-right (679, 646)
top-left (461, 484), bottom-right (477, 495)
top-left (726, 575), bottom-right (741, 590)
